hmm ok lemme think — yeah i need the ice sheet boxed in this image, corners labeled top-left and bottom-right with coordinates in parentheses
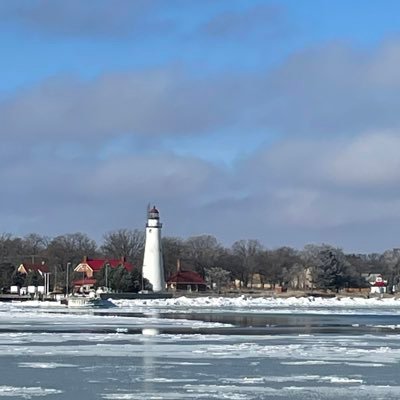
top-left (1, 297), bottom-right (400, 399)
top-left (0, 386), bottom-right (62, 398)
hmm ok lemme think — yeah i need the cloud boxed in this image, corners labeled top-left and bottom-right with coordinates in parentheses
top-left (330, 132), bottom-right (400, 185)
top-left (0, 0), bottom-right (174, 38)
top-left (200, 4), bottom-right (286, 40)
top-left (3, 127), bottom-right (400, 252)
top-left (0, 151), bottom-right (230, 239)
top-left (0, 68), bottom-right (248, 143)
top-left (260, 41), bottom-right (400, 136)
top-left (4, 39), bottom-right (400, 150)
top-left (243, 131), bottom-right (400, 189)
top-left (3, 38), bottom-right (400, 251)
top-left (0, 1), bottom-right (288, 41)
top-left (234, 129), bottom-right (400, 235)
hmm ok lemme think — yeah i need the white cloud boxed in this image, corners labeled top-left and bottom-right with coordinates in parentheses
top-left (4, 39), bottom-right (400, 147)
top-left (0, 68), bottom-right (244, 143)
top-left (331, 132), bottom-right (400, 185)
top-left (3, 39), bottom-right (400, 251)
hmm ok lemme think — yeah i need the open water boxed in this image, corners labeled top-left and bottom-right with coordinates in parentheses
top-left (0, 299), bottom-right (400, 399)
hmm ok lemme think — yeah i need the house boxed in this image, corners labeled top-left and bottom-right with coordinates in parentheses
top-left (17, 262), bottom-right (49, 276)
top-left (366, 274), bottom-right (387, 294)
top-left (73, 256), bottom-right (134, 292)
top-left (167, 265), bottom-right (207, 292)
top-left (15, 263), bottom-right (48, 297)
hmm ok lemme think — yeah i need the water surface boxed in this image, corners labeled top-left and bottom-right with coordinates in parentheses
top-left (0, 301), bottom-right (399, 399)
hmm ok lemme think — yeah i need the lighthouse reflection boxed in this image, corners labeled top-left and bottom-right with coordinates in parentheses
top-left (142, 318), bottom-right (160, 394)
top-left (142, 327), bottom-right (160, 336)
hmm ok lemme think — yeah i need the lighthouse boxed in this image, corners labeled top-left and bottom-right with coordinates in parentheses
top-left (142, 205), bottom-right (165, 292)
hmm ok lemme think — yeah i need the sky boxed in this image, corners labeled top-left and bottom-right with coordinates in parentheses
top-left (1, 0), bottom-right (400, 252)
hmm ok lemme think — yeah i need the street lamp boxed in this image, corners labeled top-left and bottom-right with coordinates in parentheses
top-left (66, 262), bottom-right (71, 297)
top-left (44, 272), bottom-right (51, 297)
top-left (105, 263), bottom-right (110, 291)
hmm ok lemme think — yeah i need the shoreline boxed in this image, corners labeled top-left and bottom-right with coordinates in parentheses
top-left (2, 289), bottom-right (400, 304)
top-left (170, 289), bottom-right (399, 300)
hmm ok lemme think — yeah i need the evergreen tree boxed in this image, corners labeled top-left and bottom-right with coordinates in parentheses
top-left (95, 265), bottom-right (150, 293)
top-left (313, 249), bottom-right (350, 292)
top-left (25, 270), bottom-right (44, 286)
top-left (11, 271), bottom-right (26, 287)
top-left (0, 263), bottom-right (16, 292)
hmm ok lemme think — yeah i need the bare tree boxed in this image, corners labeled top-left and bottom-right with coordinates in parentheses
top-left (258, 247), bottom-right (300, 288)
top-left (21, 233), bottom-right (49, 263)
top-left (381, 248), bottom-right (400, 293)
top-left (47, 233), bottom-right (98, 288)
top-left (231, 239), bottom-right (263, 288)
top-left (288, 262), bottom-right (309, 290)
top-left (345, 253), bottom-right (381, 276)
top-left (0, 233), bottom-right (24, 265)
top-left (0, 233), bottom-right (13, 263)
top-left (300, 244), bottom-right (335, 288)
top-left (185, 235), bottom-right (223, 278)
top-left (101, 229), bottom-right (145, 265)
top-left (162, 236), bottom-right (185, 279)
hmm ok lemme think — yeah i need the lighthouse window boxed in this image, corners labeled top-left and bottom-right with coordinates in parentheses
top-left (149, 229), bottom-right (152, 232)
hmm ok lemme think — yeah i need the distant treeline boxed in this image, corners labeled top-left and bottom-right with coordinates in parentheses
top-left (0, 231), bottom-right (399, 293)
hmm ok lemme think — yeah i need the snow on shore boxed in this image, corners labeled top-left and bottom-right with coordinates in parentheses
top-left (3, 294), bottom-right (400, 315)
top-left (112, 295), bottom-right (400, 312)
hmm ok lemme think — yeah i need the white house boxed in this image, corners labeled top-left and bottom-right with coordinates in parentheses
top-left (369, 274), bottom-right (387, 294)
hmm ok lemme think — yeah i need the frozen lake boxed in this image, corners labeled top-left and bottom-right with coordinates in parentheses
top-left (1, 296), bottom-right (400, 399)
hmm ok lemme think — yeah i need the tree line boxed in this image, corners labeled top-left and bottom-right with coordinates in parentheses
top-left (1, 230), bottom-right (400, 293)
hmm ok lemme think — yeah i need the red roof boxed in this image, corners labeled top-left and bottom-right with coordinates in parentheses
top-left (372, 281), bottom-right (386, 287)
top-left (84, 258), bottom-right (134, 272)
top-left (73, 278), bottom-right (96, 286)
top-left (167, 270), bottom-right (206, 284)
top-left (19, 263), bottom-right (49, 273)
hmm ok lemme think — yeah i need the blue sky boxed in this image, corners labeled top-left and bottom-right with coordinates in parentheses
top-left (1, 0), bottom-right (400, 252)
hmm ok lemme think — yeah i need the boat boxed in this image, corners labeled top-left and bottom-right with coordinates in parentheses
top-left (66, 295), bottom-right (116, 308)
top-left (99, 292), bottom-right (173, 300)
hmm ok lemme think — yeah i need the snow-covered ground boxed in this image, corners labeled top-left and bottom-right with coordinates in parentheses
top-left (3, 295), bottom-right (400, 316)
top-left (111, 295), bottom-right (400, 315)
top-left (5, 294), bottom-right (400, 309)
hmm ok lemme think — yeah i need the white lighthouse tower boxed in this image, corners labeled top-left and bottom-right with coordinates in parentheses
top-left (142, 205), bottom-right (165, 292)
